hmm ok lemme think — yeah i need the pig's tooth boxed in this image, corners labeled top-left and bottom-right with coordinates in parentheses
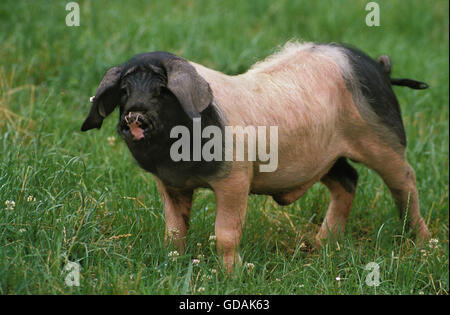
top-left (136, 113), bottom-right (143, 124)
top-left (125, 112), bottom-right (132, 124)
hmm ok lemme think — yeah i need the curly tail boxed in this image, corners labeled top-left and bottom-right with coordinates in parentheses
top-left (377, 55), bottom-right (429, 90)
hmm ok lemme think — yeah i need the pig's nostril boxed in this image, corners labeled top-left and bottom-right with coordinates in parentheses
top-left (137, 115), bottom-right (145, 124)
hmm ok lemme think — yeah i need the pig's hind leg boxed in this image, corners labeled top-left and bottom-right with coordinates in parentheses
top-left (316, 158), bottom-right (359, 245)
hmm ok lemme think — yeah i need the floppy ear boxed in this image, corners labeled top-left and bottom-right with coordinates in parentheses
top-left (81, 66), bottom-right (123, 131)
top-left (164, 59), bottom-right (213, 119)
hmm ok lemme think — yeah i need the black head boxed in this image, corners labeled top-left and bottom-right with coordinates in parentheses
top-left (81, 52), bottom-right (213, 145)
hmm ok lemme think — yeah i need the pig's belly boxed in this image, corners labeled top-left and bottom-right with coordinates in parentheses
top-left (250, 146), bottom-right (341, 195)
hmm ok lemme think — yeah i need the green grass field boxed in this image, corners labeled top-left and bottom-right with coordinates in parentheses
top-left (0, 0), bottom-right (448, 295)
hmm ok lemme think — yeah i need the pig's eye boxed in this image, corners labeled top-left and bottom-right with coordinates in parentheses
top-left (120, 87), bottom-right (128, 102)
top-left (120, 86), bottom-right (128, 95)
top-left (153, 85), bottom-right (161, 97)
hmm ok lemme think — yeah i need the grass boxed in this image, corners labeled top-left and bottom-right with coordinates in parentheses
top-left (0, 0), bottom-right (448, 295)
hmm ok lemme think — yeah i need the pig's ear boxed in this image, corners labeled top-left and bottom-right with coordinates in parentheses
top-left (81, 66), bottom-right (123, 131)
top-left (163, 59), bottom-right (213, 119)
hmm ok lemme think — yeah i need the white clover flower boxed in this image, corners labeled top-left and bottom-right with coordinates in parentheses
top-left (196, 242), bottom-right (202, 247)
top-left (209, 235), bottom-right (217, 245)
top-left (210, 268), bottom-right (217, 274)
top-left (335, 276), bottom-right (342, 281)
top-left (192, 259), bottom-right (200, 265)
top-left (245, 262), bottom-right (255, 271)
top-left (5, 200), bottom-right (15, 211)
top-left (428, 238), bottom-right (439, 249)
top-left (107, 136), bottom-right (116, 146)
top-left (168, 250), bottom-right (179, 260)
top-left (197, 287), bottom-right (206, 293)
top-left (26, 195), bottom-right (36, 202)
top-left (420, 249), bottom-right (428, 257)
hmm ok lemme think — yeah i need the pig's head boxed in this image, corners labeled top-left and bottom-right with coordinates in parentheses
top-left (81, 52), bottom-right (213, 147)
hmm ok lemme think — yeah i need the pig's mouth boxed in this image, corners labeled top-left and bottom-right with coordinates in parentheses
top-left (120, 112), bottom-right (153, 141)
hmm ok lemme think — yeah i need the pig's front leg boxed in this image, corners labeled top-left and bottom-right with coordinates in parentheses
top-left (212, 170), bottom-right (251, 272)
top-left (156, 178), bottom-right (193, 253)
